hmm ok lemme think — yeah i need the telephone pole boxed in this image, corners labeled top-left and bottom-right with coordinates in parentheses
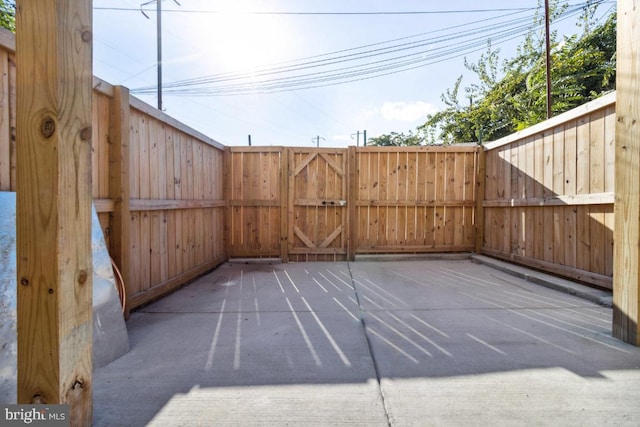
top-left (351, 130), bottom-right (367, 147)
top-left (544, 0), bottom-right (553, 119)
top-left (141, 0), bottom-right (181, 111)
top-left (157, 0), bottom-right (162, 110)
top-left (312, 135), bottom-right (325, 147)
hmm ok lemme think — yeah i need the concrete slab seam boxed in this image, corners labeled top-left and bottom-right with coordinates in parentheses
top-left (346, 260), bottom-right (393, 427)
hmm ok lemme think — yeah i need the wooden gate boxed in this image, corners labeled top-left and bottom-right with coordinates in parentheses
top-left (288, 149), bottom-right (348, 261)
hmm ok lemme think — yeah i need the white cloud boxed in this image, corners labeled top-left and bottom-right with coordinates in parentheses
top-left (364, 101), bottom-right (438, 123)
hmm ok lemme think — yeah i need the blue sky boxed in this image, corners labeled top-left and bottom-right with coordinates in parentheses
top-left (92, 1), bottom-right (615, 147)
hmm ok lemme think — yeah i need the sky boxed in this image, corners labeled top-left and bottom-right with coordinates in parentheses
top-left (92, 0), bottom-right (616, 147)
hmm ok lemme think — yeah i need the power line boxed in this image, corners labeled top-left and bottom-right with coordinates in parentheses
top-left (158, 8), bottom-right (535, 86)
top-left (133, 14), bottom-right (537, 95)
top-left (135, 10), bottom-right (538, 91)
top-left (131, 14), bottom-right (564, 95)
top-left (126, 0), bottom-right (611, 96)
top-left (95, 7), bottom-right (537, 16)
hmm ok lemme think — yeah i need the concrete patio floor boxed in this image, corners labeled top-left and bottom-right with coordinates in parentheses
top-left (93, 258), bottom-right (640, 426)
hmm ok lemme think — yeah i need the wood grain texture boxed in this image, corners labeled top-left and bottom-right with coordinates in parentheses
top-left (15, 0), bottom-right (93, 423)
top-left (613, 0), bottom-right (640, 344)
top-left (482, 94), bottom-right (616, 289)
top-left (109, 86), bottom-right (132, 315)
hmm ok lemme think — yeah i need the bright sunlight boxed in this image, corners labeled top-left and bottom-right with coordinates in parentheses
top-left (181, 1), bottom-right (294, 73)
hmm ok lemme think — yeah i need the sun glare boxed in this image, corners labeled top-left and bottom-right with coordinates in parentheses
top-left (185, 7), bottom-right (293, 74)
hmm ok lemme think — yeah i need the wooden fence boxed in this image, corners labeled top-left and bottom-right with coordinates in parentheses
top-left (482, 92), bottom-right (616, 289)
top-left (0, 26), bottom-right (617, 311)
top-left (0, 29), bottom-right (226, 312)
top-left (226, 146), bottom-right (480, 261)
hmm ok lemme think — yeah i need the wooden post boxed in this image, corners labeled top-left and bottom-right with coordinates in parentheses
top-left (16, 0), bottom-right (93, 423)
top-left (475, 147), bottom-right (486, 254)
top-left (223, 147), bottom-right (231, 260)
top-left (280, 148), bottom-right (289, 262)
top-left (109, 86), bottom-right (132, 316)
top-left (347, 146), bottom-right (357, 261)
top-left (613, 0), bottom-right (640, 345)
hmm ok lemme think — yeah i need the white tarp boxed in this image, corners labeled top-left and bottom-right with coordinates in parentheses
top-left (0, 192), bottom-right (129, 403)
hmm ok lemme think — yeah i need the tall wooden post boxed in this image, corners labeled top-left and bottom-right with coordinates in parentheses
top-left (109, 86), bottom-right (132, 316)
top-left (347, 146), bottom-right (357, 261)
top-left (613, 0), bottom-right (640, 345)
top-left (475, 147), bottom-right (486, 254)
top-left (280, 148), bottom-right (290, 262)
top-left (16, 0), bottom-right (94, 423)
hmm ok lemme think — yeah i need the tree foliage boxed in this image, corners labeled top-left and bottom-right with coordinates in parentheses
top-left (0, 0), bottom-right (15, 33)
top-left (420, 3), bottom-right (616, 144)
top-left (367, 131), bottom-right (423, 147)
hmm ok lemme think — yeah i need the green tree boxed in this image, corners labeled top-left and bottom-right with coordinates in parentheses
top-left (0, 0), bottom-right (15, 33)
top-left (368, 131), bottom-right (423, 147)
top-left (420, 2), bottom-right (616, 144)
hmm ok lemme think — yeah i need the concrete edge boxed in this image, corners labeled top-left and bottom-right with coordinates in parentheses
top-left (471, 255), bottom-right (613, 308)
top-left (228, 258), bottom-right (282, 265)
top-left (354, 253), bottom-right (472, 262)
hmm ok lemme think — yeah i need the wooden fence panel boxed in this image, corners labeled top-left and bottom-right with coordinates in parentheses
top-left (354, 146), bottom-right (478, 254)
top-left (483, 92), bottom-right (616, 289)
top-left (125, 100), bottom-right (226, 309)
top-left (227, 147), bottom-right (283, 258)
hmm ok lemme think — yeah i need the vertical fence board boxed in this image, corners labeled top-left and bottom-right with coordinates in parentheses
top-left (0, 49), bottom-right (9, 191)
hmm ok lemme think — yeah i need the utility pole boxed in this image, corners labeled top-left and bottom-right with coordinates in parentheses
top-left (157, 0), bottom-right (162, 110)
top-left (544, 0), bottom-right (553, 119)
top-left (351, 131), bottom-right (361, 147)
top-left (351, 130), bottom-right (367, 147)
top-left (312, 135), bottom-right (325, 147)
top-left (248, 134), bottom-right (252, 146)
top-left (141, 0), bottom-right (180, 111)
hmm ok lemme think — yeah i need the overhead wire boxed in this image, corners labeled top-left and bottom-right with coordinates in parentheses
top-left (133, 7), bottom-right (536, 88)
top-left (131, 1), bottom-right (603, 96)
top-left (134, 11), bottom-right (539, 90)
top-left (94, 6), bottom-right (538, 16)
top-left (154, 25), bottom-right (533, 95)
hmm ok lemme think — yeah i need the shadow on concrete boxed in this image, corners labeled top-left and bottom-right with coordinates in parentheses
top-left (93, 260), bottom-right (640, 426)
